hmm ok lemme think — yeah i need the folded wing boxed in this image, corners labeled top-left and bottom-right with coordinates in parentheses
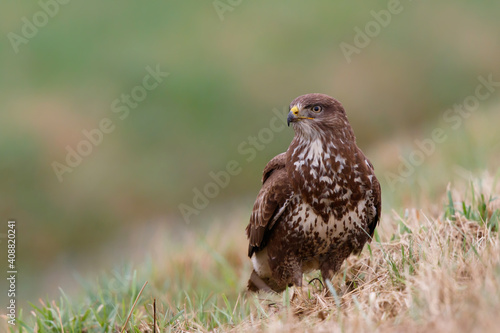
top-left (246, 153), bottom-right (293, 257)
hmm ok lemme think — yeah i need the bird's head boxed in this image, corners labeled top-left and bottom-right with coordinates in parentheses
top-left (287, 93), bottom-right (351, 139)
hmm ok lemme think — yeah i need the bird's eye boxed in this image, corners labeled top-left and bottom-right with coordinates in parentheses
top-left (312, 105), bottom-right (322, 113)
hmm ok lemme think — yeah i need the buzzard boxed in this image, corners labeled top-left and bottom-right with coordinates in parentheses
top-left (246, 93), bottom-right (381, 292)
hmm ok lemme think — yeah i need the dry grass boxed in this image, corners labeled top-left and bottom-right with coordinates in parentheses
top-left (6, 175), bottom-right (499, 332)
top-left (232, 175), bottom-right (500, 332)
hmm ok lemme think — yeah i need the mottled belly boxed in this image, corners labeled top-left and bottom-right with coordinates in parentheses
top-left (285, 200), bottom-right (368, 257)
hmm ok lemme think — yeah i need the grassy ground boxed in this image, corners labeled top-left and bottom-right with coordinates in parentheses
top-left (3, 0), bottom-right (500, 310)
top-left (4, 103), bottom-right (500, 332)
top-left (4, 173), bottom-right (499, 332)
top-left (2, 2), bottom-right (500, 331)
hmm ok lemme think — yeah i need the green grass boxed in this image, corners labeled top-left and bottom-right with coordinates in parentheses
top-left (6, 175), bottom-right (500, 332)
top-left (444, 180), bottom-right (500, 232)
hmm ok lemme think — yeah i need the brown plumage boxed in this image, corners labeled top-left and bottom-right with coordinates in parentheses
top-left (246, 93), bottom-right (381, 292)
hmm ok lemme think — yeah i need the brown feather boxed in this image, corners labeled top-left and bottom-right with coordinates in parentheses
top-left (246, 93), bottom-right (381, 292)
top-left (246, 153), bottom-right (292, 257)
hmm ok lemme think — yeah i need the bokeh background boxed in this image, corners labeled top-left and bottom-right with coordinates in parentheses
top-left (1, 0), bottom-right (500, 309)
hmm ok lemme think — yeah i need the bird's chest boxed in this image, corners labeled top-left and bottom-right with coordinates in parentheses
top-left (284, 138), bottom-right (371, 252)
top-left (289, 140), bottom-right (365, 220)
top-left (289, 138), bottom-right (357, 192)
top-left (283, 195), bottom-right (368, 253)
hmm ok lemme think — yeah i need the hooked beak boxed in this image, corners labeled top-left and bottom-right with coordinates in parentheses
top-left (287, 105), bottom-right (313, 126)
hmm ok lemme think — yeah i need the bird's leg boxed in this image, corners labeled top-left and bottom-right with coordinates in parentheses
top-left (320, 260), bottom-right (342, 296)
top-left (320, 266), bottom-right (335, 284)
top-left (293, 266), bottom-right (303, 288)
top-left (291, 263), bottom-right (305, 301)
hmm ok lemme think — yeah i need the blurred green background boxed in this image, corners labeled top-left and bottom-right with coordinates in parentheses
top-left (1, 0), bottom-right (500, 307)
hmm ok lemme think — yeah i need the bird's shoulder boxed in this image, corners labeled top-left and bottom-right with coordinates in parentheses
top-left (262, 152), bottom-right (287, 183)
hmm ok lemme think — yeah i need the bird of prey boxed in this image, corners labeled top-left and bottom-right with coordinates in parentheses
top-left (246, 93), bottom-right (381, 292)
